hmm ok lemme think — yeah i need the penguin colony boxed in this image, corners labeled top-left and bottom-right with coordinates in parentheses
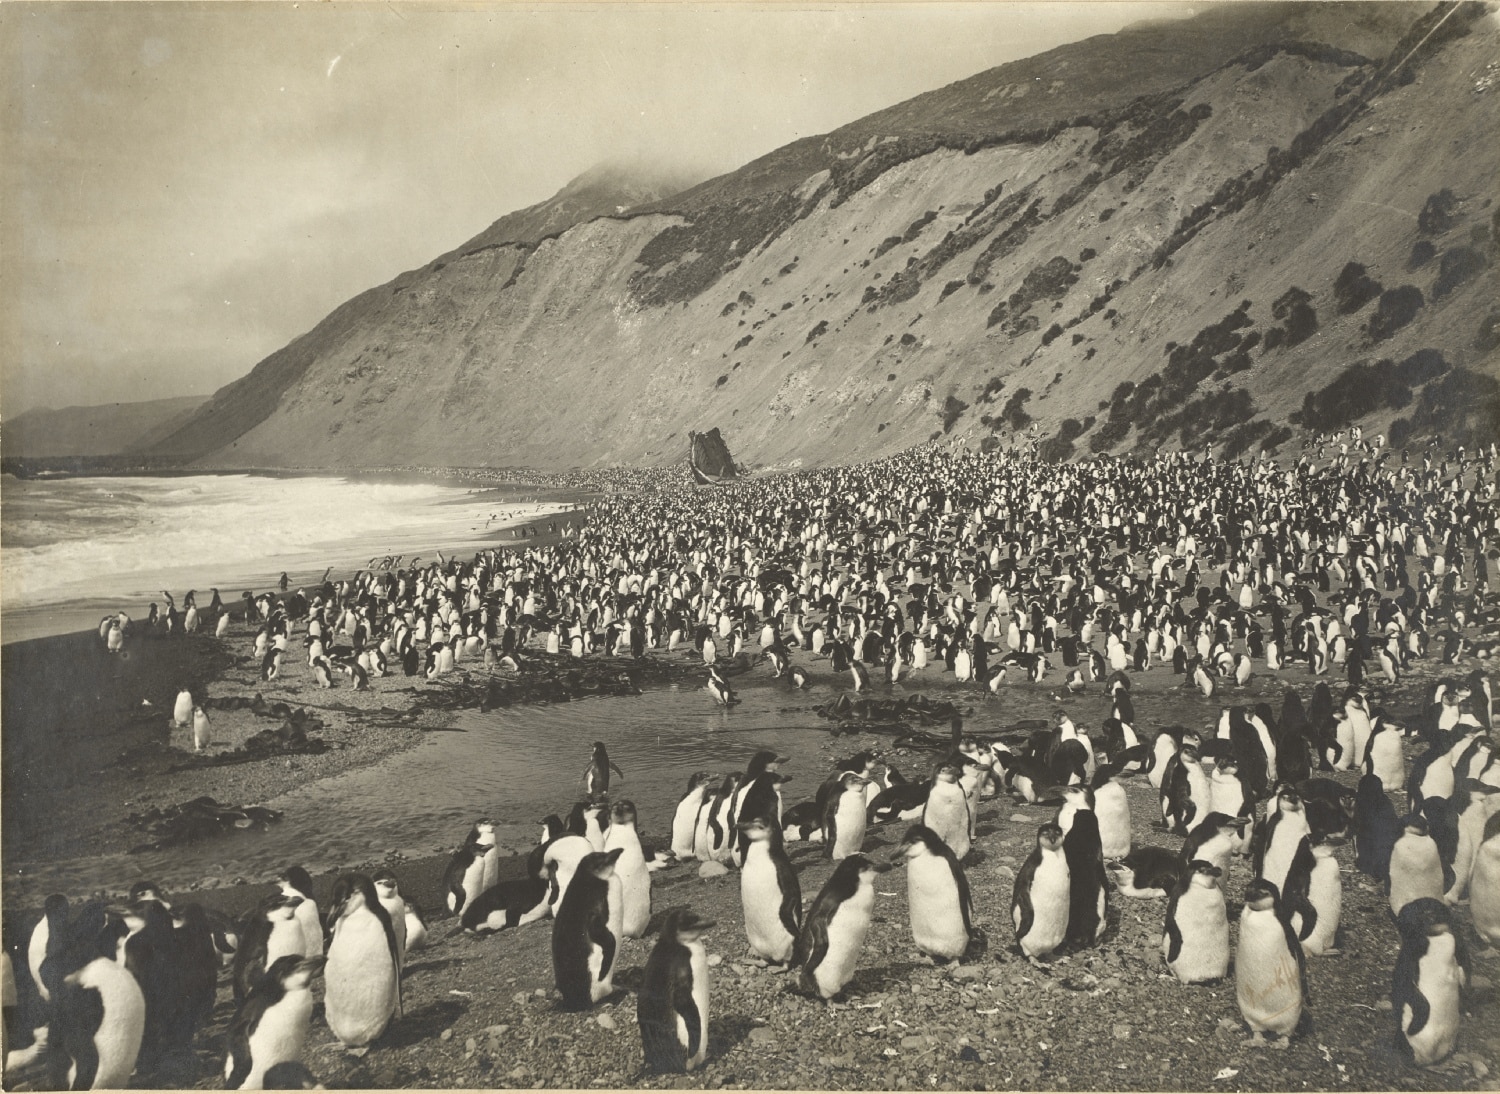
top-left (8, 428), bottom-right (1500, 1087)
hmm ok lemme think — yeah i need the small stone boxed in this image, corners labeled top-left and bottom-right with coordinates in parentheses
top-left (1010, 814), bottom-right (1031, 823)
top-left (440, 1028), bottom-right (454, 1041)
top-left (508, 1067), bottom-right (529, 1081)
top-left (596, 1013), bottom-right (617, 1031)
top-left (950, 964), bottom-right (984, 980)
top-left (901, 1035), bottom-right (928, 1050)
top-left (484, 1024), bottom-right (509, 1038)
top-left (1475, 1060), bottom-right (1491, 1080)
top-left (699, 861), bottom-right (730, 879)
top-left (513, 991), bottom-right (530, 1006)
top-left (534, 988), bottom-right (547, 998)
top-left (465, 1037), bottom-right (477, 1054)
top-left (707, 953), bottom-right (724, 967)
top-left (1113, 1024), bottom-right (1132, 1041)
top-left (748, 1027), bottom-right (775, 1045)
top-left (1376, 999), bottom-right (1394, 1012)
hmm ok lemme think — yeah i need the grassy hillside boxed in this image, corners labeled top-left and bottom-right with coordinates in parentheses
top-left (145, 1), bottom-right (1498, 472)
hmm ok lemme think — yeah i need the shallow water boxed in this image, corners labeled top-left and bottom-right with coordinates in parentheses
top-left (0, 473), bottom-right (568, 644)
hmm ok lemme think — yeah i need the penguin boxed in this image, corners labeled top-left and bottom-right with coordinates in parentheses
top-left (233, 893), bottom-right (308, 1004)
top-left (323, 874), bottom-right (401, 1048)
top-left (1470, 811), bottom-right (1500, 945)
top-left (1255, 788), bottom-right (1312, 894)
top-left (443, 823), bottom-right (496, 918)
top-left (793, 853), bottom-right (882, 1001)
top-left (583, 742), bottom-right (624, 802)
top-left (1013, 823), bottom-right (1071, 960)
top-left (276, 866), bottom-right (323, 959)
top-left (920, 757), bottom-right (971, 861)
top-left (702, 773), bottom-right (744, 863)
top-left (172, 688), bottom-right (194, 728)
top-left (603, 800), bottom-right (651, 939)
top-left (1092, 766), bottom-right (1132, 861)
top-left (671, 773), bottom-right (719, 861)
top-left (262, 1061), bottom-right (322, 1089)
top-left (552, 846), bottom-right (626, 1011)
top-left (1161, 742), bottom-right (1210, 835)
top-left (1163, 860), bottom-right (1230, 984)
top-left (1235, 879), bottom-right (1308, 1047)
top-left (894, 824), bottom-right (974, 963)
top-left (370, 870), bottom-right (410, 968)
top-left (706, 666), bottom-right (736, 706)
top-left (736, 816), bottom-right (802, 966)
top-left (1107, 846), bottom-right (1183, 898)
top-left (29, 892), bottom-right (69, 1003)
top-left (637, 907), bottom-right (715, 1074)
top-left (570, 800), bottom-right (610, 853)
top-left (1392, 897), bottom-right (1470, 1068)
top-left (824, 770), bottom-right (871, 862)
top-left (223, 954), bottom-right (323, 1090)
top-left (191, 706), bottom-right (210, 752)
top-left (1208, 756), bottom-right (1253, 824)
top-left (1353, 773), bottom-right (1403, 881)
top-left (1063, 809), bottom-right (1108, 948)
top-left (734, 751), bottom-right (790, 863)
top-left (1299, 837), bottom-right (1343, 956)
top-left (1181, 812), bottom-right (1251, 880)
top-left (1366, 714), bottom-right (1407, 793)
top-left (1388, 815), bottom-right (1449, 917)
top-left (53, 945), bottom-right (148, 1090)
top-left (460, 875), bottom-right (551, 934)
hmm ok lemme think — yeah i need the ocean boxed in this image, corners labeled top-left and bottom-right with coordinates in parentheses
top-left (0, 472), bottom-right (567, 645)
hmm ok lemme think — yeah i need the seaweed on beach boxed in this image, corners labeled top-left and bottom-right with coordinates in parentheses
top-left (126, 795), bottom-right (283, 853)
top-left (815, 693), bottom-right (963, 734)
top-left (165, 710), bottom-right (333, 772)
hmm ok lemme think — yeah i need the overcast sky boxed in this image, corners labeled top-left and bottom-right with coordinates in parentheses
top-left (2, 1), bottom-right (1191, 417)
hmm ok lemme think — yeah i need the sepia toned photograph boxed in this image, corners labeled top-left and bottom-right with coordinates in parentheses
top-left (2, 0), bottom-right (1498, 1089)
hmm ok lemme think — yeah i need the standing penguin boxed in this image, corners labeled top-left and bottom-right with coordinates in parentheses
top-left (895, 825), bottom-right (974, 963)
top-left (276, 866), bottom-right (323, 959)
top-left (223, 954), bottom-right (323, 1090)
top-left (921, 757), bottom-right (971, 861)
top-left (1063, 809), bottom-right (1108, 948)
top-left (323, 874), bottom-right (401, 1048)
top-left (603, 800), bottom-right (651, 939)
top-left (1013, 824), bottom-right (1071, 959)
top-left (552, 848), bottom-right (625, 1011)
top-left (737, 817), bottom-right (801, 966)
top-left (823, 770), bottom-right (871, 862)
top-left (442, 823), bottom-right (496, 918)
top-left (671, 773), bottom-right (719, 861)
top-left (1255, 788), bottom-right (1312, 894)
top-left (1392, 898), bottom-right (1470, 1068)
top-left (191, 706), bottom-right (210, 752)
top-left (172, 688), bottom-right (194, 728)
top-left (52, 940), bottom-right (148, 1090)
top-left (1299, 837), bottom-right (1344, 956)
top-left (1469, 812), bottom-right (1500, 945)
top-left (1353, 773), bottom-right (1402, 881)
top-left (1093, 766), bottom-right (1133, 861)
top-left (371, 870), bottom-right (410, 968)
top-left (1162, 742), bottom-right (1211, 835)
top-left (1235, 879), bottom-right (1308, 1047)
top-left (793, 854), bottom-right (883, 1001)
top-left (1388, 815), bottom-right (1449, 917)
top-left (583, 742), bottom-right (625, 802)
top-left (637, 908), bottom-right (715, 1073)
top-left (233, 893), bottom-right (308, 1004)
top-left (1365, 714), bottom-right (1407, 792)
top-left (1163, 860), bottom-right (1230, 984)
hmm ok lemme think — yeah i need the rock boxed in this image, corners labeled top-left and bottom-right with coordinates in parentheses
top-left (1010, 814), bottom-right (1031, 823)
top-left (901, 1035), bottom-right (928, 1050)
top-left (465, 1037), bottom-right (477, 1055)
top-left (1113, 1024), bottom-right (1132, 1041)
top-left (596, 1013), bottom-right (617, 1031)
top-left (512, 991), bottom-right (530, 1005)
top-left (1475, 1060), bottom-right (1491, 1080)
top-left (707, 953), bottom-right (723, 967)
top-left (484, 1024), bottom-right (510, 1038)
top-left (440, 1028), bottom-right (454, 1041)
top-left (1376, 999), bottom-right (1394, 1012)
top-left (950, 964), bottom-right (984, 980)
top-left (748, 1027), bottom-right (775, 1045)
top-left (699, 861), bottom-right (730, 879)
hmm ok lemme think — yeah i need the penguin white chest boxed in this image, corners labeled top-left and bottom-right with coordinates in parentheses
top-left (77, 957), bottom-right (147, 1090)
top-left (908, 856), bottom-right (967, 959)
top-left (1236, 913), bottom-right (1302, 1035)
top-left (1260, 819), bottom-right (1309, 892)
top-left (266, 916), bottom-right (307, 966)
top-left (813, 885), bottom-right (874, 997)
top-left (1303, 858), bottom-right (1342, 955)
top-left (923, 784), bottom-right (969, 859)
top-left (674, 940), bottom-right (710, 1069)
top-left (1403, 936), bottom-right (1462, 1066)
top-left (243, 985), bottom-right (314, 1087)
top-left (586, 876), bottom-right (625, 1001)
top-left (831, 792), bottom-right (868, 860)
top-left (1094, 784), bottom-right (1131, 859)
top-left (293, 899), bottom-right (323, 958)
top-left (741, 849), bottom-right (794, 962)
top-left (1209, 772), bottom-right (1246, 820)
top-left (325, 911), bottom-right (398, 1047)
top-left (672, 794), bottom-right (704, 858)
top-left (1166, 886), bottom-right (1229, 983)
top-left (1016, 853), bottom-right (1070, 957)
top-left (605, 829), bottom-right (651, 938)
top-left (1471, 843), bottom-right (1500, 944)
top-left (1389, 837), bottom-right (1445, 916)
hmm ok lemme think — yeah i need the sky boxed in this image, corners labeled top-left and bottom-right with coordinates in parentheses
top-left (1, 1), bottom-right (1193, 417)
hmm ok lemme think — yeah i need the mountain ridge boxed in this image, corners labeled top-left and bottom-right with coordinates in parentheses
top-left (145, 1), bottom-right (1498, 472)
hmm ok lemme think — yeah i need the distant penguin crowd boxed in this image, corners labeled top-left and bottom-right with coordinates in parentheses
top-left (12, 426), bottom-right (1499, 1084)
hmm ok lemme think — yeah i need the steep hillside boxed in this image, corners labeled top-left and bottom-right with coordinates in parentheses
top-left (1, 396), bottom-right (207, 459)
top-left (149, 1), bottom-right (1499, 472)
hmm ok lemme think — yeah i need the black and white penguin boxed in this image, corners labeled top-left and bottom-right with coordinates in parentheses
top-left (670, 773), bottom-right (719, 860)
top-left (1063, 809), bottom-right (1108, 948)
top-left (1161, 742), bottom-right (1210, 835)
top-left (1365, 713), bottom-right (1407, 792)
top-left (28, 892), bottom-right (69, 1004)
top-left (824, 770), bottom-right (871, 862)
top-left (323, 874), bottom-right (401, 1048)
top-left (370, 870), bottom-right (410, 968)
top-left (734, 751), bottom-right (790, 863)
top-left (1107, 845), bottom-right (1183, 898)
top-left (736, 816), bottom-right (802, 966)
top-left (603, 800), bottom-right (651, 939)
top-left (894, 825), bottom-right (974, 963)
top-left (1388, 815), bottom-right (1448, 917)
top-left (583, 742), bottom-right (624, 802)
top-left (1392, 897), bottom-right (1470, 1068)
top-left (1092, 765), bottom-right (1132, 860)
top-left (442, 822), bottom-right (496, 918)
top-left (793, 853), bottom-right (883, 1000)
top-left (551, 848), bottom-right (625, 1011)
top-left (920, 757), bottom-right (971, 861)
top-left (1163, 860), bottom-right (1230, 984)
top-left (275, 866), bottom-right (323, 959)
top-left (1013, 823), bottom-right (1071, 959)
top-left (637, 907), bottom-right (715, 1073)
top-left (1470, 812), bottom-right (1500, 946)
top-left (1299, 837), bottom-right (1343, 956)
top-left (1353, 773), bottom-right (1403, 881)
top-left (1255, 788), bottom-right (1312, 894)
top-left (232, 893), bottom-right (307, 1004)
top-left (1235, 879), bottom-right (1308, 1047)
top-left (706, 666), bottom-right (736, 706)
top-left (223, 954), bottom-right (323, 1089)
top-left (460, 875), bottom-right (551, 934)
top-left (52, 930), bottom-right (148, 1091)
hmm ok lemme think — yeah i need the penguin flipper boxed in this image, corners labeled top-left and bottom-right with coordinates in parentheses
top-left (1012, 856), bottom-right (1038, 944)
top-left (670, 960), bottom-right (703, 1061)
top-left (224, 995), bottom-right (265, 1090)
top-left (775, 855), bottom-right (803, 940)
top-left (611, 762), bottom-right (625, 780)
top-left (589, 911), bottom-right (617, 982)
top-left (1163, 908), bottom-right (1184, 965)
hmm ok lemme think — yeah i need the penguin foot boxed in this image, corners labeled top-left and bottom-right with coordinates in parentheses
top-left (1245, 1032), bottom-right (1267, 1048)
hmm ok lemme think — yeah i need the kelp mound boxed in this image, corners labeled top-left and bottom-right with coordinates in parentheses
top-left (166, 709), bottom-right (332, 771)
top-left (126, 795), bottom-right (283, 853)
